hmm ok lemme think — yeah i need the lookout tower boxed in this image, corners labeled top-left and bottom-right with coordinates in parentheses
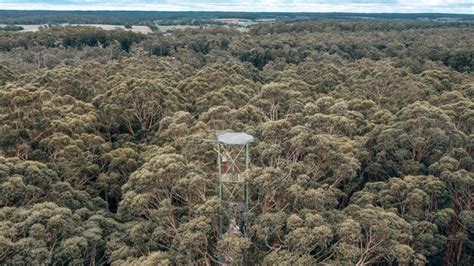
top-left (216, 132), bottom-right (253, 238)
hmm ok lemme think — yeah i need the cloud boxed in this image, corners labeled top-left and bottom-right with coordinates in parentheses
top-left (0, 0), bottom-right (472, 13)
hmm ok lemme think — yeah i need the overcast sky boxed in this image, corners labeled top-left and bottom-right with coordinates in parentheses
top-left (0, 0), bottom-right (472, 14)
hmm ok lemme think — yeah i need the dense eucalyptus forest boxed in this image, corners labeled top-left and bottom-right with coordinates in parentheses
top-left (0, 18), bottom-right (473, 265)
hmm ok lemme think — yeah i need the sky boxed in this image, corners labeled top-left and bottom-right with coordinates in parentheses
top-left (0, 0), bottom-right (472, 14)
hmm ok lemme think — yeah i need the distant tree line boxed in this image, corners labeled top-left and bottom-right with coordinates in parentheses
top-left (0, 24), bottom-right (24, 31)
top-left (0, 25), bottom-right (144, 52)
top-left (0, 10), bottom-right (472, 25)
top-left (0, 21), bottom-right (472, 72)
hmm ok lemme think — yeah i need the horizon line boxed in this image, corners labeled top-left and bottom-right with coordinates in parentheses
top-left (0, 9), bottom-right (472, 15)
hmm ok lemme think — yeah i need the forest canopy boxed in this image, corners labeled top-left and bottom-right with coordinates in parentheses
top-left (0, 17), bottom-right (473, 265)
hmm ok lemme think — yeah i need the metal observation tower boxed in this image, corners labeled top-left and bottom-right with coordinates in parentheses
top-left (215, 132), bottom-right (254, 238)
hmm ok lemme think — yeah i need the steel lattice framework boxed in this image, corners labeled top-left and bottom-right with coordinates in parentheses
top-left (215, 132), bottom-right (253, 238)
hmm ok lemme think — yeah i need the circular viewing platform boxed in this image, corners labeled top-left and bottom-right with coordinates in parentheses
top-left (217, 132), bottom-right (254, 145)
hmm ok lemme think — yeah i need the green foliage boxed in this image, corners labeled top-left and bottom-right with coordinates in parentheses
top-left (0, 25), bottom-right (24, 32)
top-left (0, 19), bottom-right (472, 265)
